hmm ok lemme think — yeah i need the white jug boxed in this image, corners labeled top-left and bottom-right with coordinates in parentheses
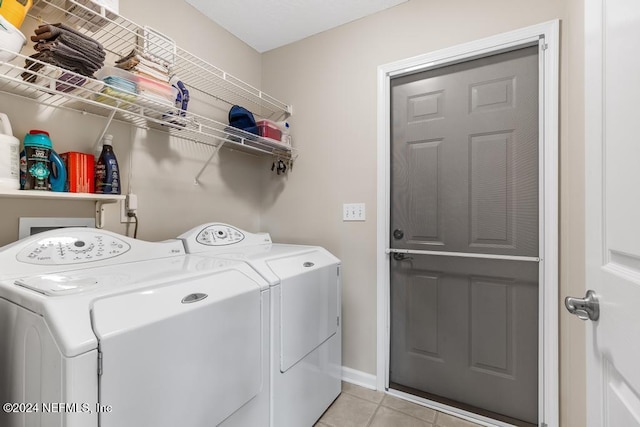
top-left (0, 113), bottom-right (21, 190)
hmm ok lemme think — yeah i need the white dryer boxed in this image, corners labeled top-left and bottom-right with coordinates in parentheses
top-left (0, 228), bottom-right (270, 427)
top-left (178, 223), bottom-right (342, 427)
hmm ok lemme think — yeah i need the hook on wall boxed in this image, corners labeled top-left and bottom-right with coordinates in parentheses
top-left (271, 156), bottom-right (287, 175)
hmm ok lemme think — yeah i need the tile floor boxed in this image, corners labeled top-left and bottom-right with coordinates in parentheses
top-left (315, 382), bottom-right (484, 427)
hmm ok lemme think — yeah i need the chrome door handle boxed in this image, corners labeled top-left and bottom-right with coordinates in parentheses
top-left (565, 290), bottom-right (599, 321)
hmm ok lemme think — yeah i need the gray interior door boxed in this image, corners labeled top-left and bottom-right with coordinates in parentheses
top-left (389, 46), bottom-right (540, 425)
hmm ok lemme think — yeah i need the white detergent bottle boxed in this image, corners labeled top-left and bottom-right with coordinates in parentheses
top-left (274, 120), bottom-right (291, 145)
top-left (0, 113), bottom-right (20, 190)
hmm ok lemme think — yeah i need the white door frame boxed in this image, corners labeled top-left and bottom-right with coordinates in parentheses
top-left (376, 20), bottom-right (559, 426)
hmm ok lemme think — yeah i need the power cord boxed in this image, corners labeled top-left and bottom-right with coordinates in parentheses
top-left (127, 212), bottom-right (138, 239)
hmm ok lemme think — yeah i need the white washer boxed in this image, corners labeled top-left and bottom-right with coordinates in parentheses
top-left (178, 223), bottom-right (342, 427)
top-left (0, 228), bottom-right (270, 427)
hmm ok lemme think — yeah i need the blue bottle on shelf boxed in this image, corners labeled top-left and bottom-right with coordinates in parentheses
top-left (21, 130), bottom-right (67, 192)
top-left (94, 134), bottom-right (120, 194)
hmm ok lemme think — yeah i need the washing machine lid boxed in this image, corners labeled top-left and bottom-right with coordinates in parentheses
top-left (14, 274), bottom-right (100, 295)
top-left (92, 268), bottom-right (263, 427)
top-left (0, 254), bottom-right (265, 358)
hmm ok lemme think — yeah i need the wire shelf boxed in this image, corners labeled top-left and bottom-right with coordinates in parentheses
top-left (0, 49), bottom-right (296, 162)
top-left (0, 0), bottom-right (295, 164)
top-left (29, 0), bottom-right (292, 118)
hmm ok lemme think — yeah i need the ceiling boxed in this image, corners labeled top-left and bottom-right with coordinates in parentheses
top-left (185, 0), bottom-right (408, 53)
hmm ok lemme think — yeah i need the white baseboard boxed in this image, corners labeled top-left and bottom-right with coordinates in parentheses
top-left (341, 366), bottom-right (378, 390)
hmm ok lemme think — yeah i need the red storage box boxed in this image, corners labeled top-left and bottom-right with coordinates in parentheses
top-left (257, 120), bottom-right (282, 141)
top-left (61, 152), bottom-right (94, 193)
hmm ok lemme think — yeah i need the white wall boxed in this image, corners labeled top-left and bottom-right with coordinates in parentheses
top-left (261, 1), bottom-right (586, 425)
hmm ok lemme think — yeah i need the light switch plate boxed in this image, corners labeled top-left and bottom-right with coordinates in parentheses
top-left (343, 203), bottom-right (366, 221)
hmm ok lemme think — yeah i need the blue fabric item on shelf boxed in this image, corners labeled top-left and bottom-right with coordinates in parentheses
top-left (161, 78), bottom-right (190, 129)
top-left (228, 105), bottom-right (258, 135)
top-left (173, 80), bottom-right (189, 114)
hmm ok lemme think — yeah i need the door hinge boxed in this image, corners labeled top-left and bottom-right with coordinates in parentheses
top-left (337, 316), bottom-right (340, 327)
top-left (337, 266), bottom-right (340, 277)
top-left (541, 423), bottom-right (548, 427)
top-left (98, 351), bottom-right (103, 376)
top-left (541, 43), bottom-right (548, 51)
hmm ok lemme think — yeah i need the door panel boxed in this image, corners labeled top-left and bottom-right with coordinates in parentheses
top-left (389, 46), bottom-right (540, 425)
top-left (390, 257), bottom-right (538, 424)
top-left (391, 47), bottom-right (539, 257)
top-left (585, 0), bottom-right (640, 424)
top-left (406, 140), bottom-right (443, 244)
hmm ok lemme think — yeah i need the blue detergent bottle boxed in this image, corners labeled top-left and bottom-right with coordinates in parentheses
top-left (94, 134), bottom-right (120, 194)
top-left (21, 130), bottom-right (67, 192)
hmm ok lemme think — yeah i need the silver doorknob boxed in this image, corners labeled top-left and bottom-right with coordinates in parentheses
top-left (565, 290), bottom-right (599, 321)
top-left (392, 252), bottom-right (413, 261)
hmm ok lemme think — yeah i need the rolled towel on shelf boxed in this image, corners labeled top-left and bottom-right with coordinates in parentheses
top-left (31, 23), bottom-right (105, 53)
top-left (130, 63), bottom-right (170, 82)
top-left (116, 48), bottom-right (170, 72)
top-left (115, 48), bottom-right (171, 85)
top-left (22, 51), bottom-right (97, 82)
top-left (33, 41), bottom-right (104, 71)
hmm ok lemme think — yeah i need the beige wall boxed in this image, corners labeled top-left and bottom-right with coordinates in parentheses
top-left (261, 0), bottom-right (585, 425)
top-left (560, 0), bottom-right (587, 426)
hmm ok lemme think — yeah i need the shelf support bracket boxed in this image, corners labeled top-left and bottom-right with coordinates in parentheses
top-left (95, 199), bottom-right (119, 229)
top-left (194, 143), bottom-right (224, 185)
top-left (94, 105), bottom-right (119, 150)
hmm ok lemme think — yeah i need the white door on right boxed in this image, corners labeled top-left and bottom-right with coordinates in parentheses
top-left (582, 0), bottom-right (640, 425)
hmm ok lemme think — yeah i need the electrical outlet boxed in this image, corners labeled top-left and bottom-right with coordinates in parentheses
top-left (120, 200), bottom-right (134, 223)
top-left (120, 194), bottom-right (138, 223)
top-left (343, 203), bottom-right (366, 221)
